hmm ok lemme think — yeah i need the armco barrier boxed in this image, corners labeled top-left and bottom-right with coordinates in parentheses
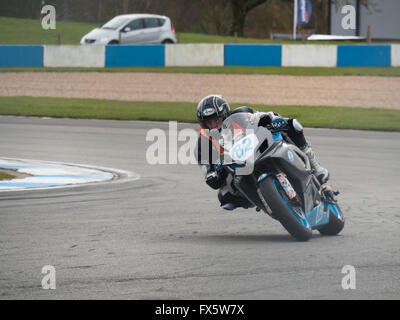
top-left (165, 44), bottom-right (224, 66)
top-left (0, 45), bottom-right (43, 67)
top-left (1, 44), bottom-right (398, 68)
top-left (44, 45), bottom-right (105, 67)
top-left (337, 45), bottom-right (391, 67)
top-left (282, 45), bottom-right (337, 67)
top-left (105, 45), bottom-right (164, 67)
top-left (224, 44), bottom-right (281, 66)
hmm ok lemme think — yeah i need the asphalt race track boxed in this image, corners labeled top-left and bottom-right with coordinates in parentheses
top-left (0, 116), bottom-right (399, 299)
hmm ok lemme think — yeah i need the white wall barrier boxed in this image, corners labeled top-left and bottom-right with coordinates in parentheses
top-left (282, 44), bottom-right (337, 67)
top-left (44, 45), bottom-right (105, 67)
top-left (391, 44), bottom-right (400, 67)
top-left (165, 44), bottom-right (224, 66)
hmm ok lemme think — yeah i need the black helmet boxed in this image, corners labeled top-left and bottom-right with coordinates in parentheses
top-left (197, 94), bottom-right (230, 129)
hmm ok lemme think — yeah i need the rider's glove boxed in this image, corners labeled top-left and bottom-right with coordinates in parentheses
top-left (271, 117), bottom-right (288, 131)
top-left (213, 158), bottom-right (223, 173)
top-left (206, 171), bottom-right (225, 190)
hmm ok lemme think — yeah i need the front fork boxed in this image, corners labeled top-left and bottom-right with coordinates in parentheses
top-left (252, 174), bottom-right (273, 215)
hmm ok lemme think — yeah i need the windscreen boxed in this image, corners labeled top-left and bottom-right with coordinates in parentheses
top-left (221, 112), bottom-right (256, 156)
top-left (221, 113), bottom-right (253, 141)
top-left (101, 16), bottom-right (131, 30)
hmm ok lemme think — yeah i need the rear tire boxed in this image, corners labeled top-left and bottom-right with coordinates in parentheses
top-left (318, 204), bottom-right (345, 236)
top-left (259, 176), bottom-right (312, 241)
top-left (162, 39), bottom-right (174, 44)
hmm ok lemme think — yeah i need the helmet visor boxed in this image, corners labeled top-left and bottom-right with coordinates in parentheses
top-left (204, 117), bottom-right (223, 130)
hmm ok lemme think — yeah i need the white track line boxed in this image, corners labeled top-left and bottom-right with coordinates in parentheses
top-left (0, 157), bottom-right (140, 192)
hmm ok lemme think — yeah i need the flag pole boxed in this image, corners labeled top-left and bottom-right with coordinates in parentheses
top-left (293, 0), bottom-right (297, 40)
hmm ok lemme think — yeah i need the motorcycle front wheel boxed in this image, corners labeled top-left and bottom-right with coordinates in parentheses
top-left (259, 175), bottom-right (312, 241)
top-left (318, 203), bottom-right (345, 236)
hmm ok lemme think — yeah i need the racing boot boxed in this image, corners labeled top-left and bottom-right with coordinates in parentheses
top-left (219, 191), bottom-right (252, 211)
top-left (301, 142), bottom-right (329, 184)
top-left (221, 203), bottom-right (236, 211)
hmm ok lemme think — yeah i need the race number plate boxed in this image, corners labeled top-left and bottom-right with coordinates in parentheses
top-left (230, 133), bottom-right (259, 162)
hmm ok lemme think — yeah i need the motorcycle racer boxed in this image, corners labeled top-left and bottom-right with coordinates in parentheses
top-left (196, 94), bottom-right (330, 211)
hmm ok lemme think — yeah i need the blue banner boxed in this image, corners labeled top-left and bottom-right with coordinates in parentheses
top-left (297, 0), bottom-right (312, 25)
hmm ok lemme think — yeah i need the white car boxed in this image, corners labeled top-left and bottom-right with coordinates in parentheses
top-left (80, 14), bottom-right (177, 45)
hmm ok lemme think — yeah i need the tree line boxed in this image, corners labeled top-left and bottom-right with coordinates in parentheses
top-left (0, 0), bottom-right (376, 38)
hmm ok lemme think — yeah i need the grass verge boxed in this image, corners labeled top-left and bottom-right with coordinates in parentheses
top-left (1, 96), bottom-right (399, 131)
top-left (1, 66), bottom-right (400, 77)
top-left (0, 171), bottom-right (14, 181)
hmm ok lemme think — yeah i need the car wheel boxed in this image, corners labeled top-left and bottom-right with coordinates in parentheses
top-left (162, 39), bottom-right (174, 44)
top-left (108, 40), bottom-right (119, 45)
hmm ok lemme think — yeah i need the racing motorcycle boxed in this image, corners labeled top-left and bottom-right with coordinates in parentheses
top-left (218, 112), bottom-right (345, 241)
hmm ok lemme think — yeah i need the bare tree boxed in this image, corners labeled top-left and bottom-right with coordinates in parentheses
top-left (230, 0), bottom-right (269, 36)
top-left (198, 0), bottom-right (232, 35)
top-left (122, 0), bottom-right (129, 13)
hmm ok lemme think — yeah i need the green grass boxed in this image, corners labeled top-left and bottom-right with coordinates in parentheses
top-left (177, 32), bottom-right (389, 45)
top-left (0, 171), bottom-right (14, 181)
top-left (1, 66), bottom-right (399, 77)
top-left (179, 32), bottom-right (294, 44)
top-left (0, 16), bottom-right (397, 45)
top-left (0, 17), bottom-right (98, 45)
top-left (1, 96), bottom-right (399, 131)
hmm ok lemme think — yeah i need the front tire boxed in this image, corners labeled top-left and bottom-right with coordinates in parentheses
top-left (318, 204), bottom-right (345, 236)
top-left (259, 176), bottom-right (312, 241)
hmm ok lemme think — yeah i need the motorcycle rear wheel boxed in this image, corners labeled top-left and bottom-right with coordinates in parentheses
top-left (259, 176), bottom-right (312, 241)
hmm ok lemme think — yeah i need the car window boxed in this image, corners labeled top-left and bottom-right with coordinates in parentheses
top-left (125, 18), bottom-right (145, 31)
top-left (158, 18), bottom-right (166, 26)
top-left (144, 18), bottom-right (161, 29)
